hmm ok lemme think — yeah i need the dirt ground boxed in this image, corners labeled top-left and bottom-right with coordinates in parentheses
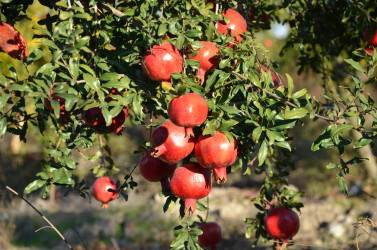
top-left (1, 185), bottom-right (377, 250)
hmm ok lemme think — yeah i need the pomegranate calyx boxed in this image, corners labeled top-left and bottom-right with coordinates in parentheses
top-left (149, 144), bottom-right (167, 158)
top-left (185, 127), bottom-right (195, 138)
top-left (196, 68), bottom-right (207, 85)
top-left (101, 203), bottom-right (109, 209)
top-left (184, 198), bottom-right (198, 215)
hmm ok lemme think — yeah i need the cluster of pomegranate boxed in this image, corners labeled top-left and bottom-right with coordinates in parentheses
top-left (364, 27), bottom-right (377, 55)
top-left (0, 21), bottom-right (28, 61)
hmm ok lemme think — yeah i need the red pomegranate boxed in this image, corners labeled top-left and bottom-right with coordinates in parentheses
top-left (170, 162), bottom-right (212, 214)
top-left (264, 207), bottom-right (300, 243)
top-left (258, 67), bottom-right (279, 89)
top-left (84, 89), bottom-right (129, 135)
top-left (190, 41), bottom-right (220, 84)
top-left (168, 93), bottom-right (208, 137)
top-left (44, 88), bottom-right (75, 124)
top-left (195, 131), bottom-right (238, 184)
top-left (139, 153), bottom-right (177, 190)
top-left (142, 42), bottom-right (183, 81)
top-left (365, 45), bottom-right (374, 55)
top-left (198, 222), bottom-right (222, 250)
top-left (217, 9), bottom-right (247, 47)
top-left (149, 120), bottom-right (195, 164)
top-left (92, 176), bottom-right (118, 208)
top-left (0, 22), bottom-right (28, 61)
top-left (364, 27), bottom-right (377, 46)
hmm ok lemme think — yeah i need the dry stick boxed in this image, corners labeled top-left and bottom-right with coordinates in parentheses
top-left (0, 182), bottom-right (73, 250)
top-left (231, 71), bottom-right (336, 122)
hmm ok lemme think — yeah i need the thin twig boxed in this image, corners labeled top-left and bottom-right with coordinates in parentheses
top-left (0, 182), bottom-right (73, 249)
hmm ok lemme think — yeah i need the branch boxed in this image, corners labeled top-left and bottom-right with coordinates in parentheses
top-left (0, 182), bottom-right (73, 249)
top-left (98, 3), bottom-right (127, 20)
top-left (231, 71), bottom-right (336, 122)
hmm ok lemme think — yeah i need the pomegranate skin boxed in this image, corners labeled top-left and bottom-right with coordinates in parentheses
top-left (264, 207), bottom-right (300, 243)
top-left (139, 153), bottom-right (177, 190)
top-left (258, 67), bottom-right (279, 89)
top-left (217, 9), bottom-right (247, 47)
top-left (170, 163), bottom-right (212, 215)
top-left (149, 120), bottom-right (195, 164)
top-left (84, 89), bottom-right (129, 135)
top-left (195, 131), bottom-right (238, 184)
top-left (0, 22), bottom-right (28, 61)
top-left (142, 42), bottom-right (183, 81)
top-left (92, 176), bottom-right (118, 208)
top-left (168, 93), bottom-right (208, 137)
top-left (190, 41), bottom-right (220, 84)
top-left (364, 27), bottom-right (377, 47)
top-left (198, 222), bottom-right (222, 249)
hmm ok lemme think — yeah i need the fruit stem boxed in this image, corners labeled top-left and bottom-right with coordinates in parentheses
top-left (160, 178), bottom-right (170, 190)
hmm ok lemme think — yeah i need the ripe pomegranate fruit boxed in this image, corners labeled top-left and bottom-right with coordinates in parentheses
top-left (190, 41), bottom-right (220, 84)
top-left (92, 176), bottom-right (118, 208)
top-left (195, 131), bottom-right (238, 184)
top-left (44, 88), bottom-right (75, 124)
top-left (258, 67), bottom-right (279, 89)
top-left (84, 89), bottom-right (129, 135)
top-left (170, 162), bottom-right (212, 214)
top-left (217, 9), bottom-right (247, 47)
top-left (364, 27), bottom-right (377, 46)
top-left (142, 42), bottom-right (183, 81)
top-left (264, 207), bottom-right (300, 243)
top-left (139, 153), bottom-right (177, 190)
top-left (149, 120), bottom-right (195, 164)
top-left (0, 22), bottom-right (28, 61)
top-left (168, 93), bottom-right (208, 137)
top-left (198, 222), bottom-right (222, 250)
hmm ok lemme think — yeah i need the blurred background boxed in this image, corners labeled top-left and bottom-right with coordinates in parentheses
top-left (1, 1), bottom-right (377, 249)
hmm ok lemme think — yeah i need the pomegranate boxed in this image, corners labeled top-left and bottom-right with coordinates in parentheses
top-left (0, 22), bottom-right (28, 61)
top-left (84, 89), bottom-right (129, 135)
top-left (198, 222), bottom-right (222, 250)
top-left (92, 176), bottom-right (118, 208)
top-left (139, 153), bottom-right (177, 190)
top-left (364, 27), bottom-right (377, 46)
top-left (149, 120), bottom-right (195, 164)
top-left (44, 88), bottom-right (75, 124)
top-left (258, 67), bottom-right (279, 89)
top-left (168, 93), bottom-right (208, 137)
top-left (170, 162), bottom-right (212, 214)
top-left (217, 9), bottom-right (247, 47)
top-left (142, 42), bottom-right (183, 81)
top-left (190, 41), bottom-right (220, 84)
top-left (264, 207), bottom-right (300, 243)
top-left (365, 45), bottom-right (374, 55)
top-left (195, 131), bottom-right (238, 184)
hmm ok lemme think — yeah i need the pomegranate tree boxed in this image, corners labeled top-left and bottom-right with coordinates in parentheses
top-left (149, 120), bottom-right (195, 163)
top-left (0, 21), bottom-right (28, 61)
top-left (198, 222), bottom-right (222, 250)
top-left (139, 153), bottom-right (177, 190)
top-left (84, 89), bottom-right (129, 135)
top-left (92, 176), bottom-right (118, 208)
top-left (217, 9), bottom-right (247, 47)
top-left (195, 131), bottom-right (238, 184)
top-left (142, 42), bottom-right (183, 82)
top-left (264, 207), bottom-right (300, 243)
top-left (168, 93), bottom-right (208, 137)
top-left (170, 162), bottom-right (212, 214)
top-left (190, 41), bottom-right (220, 84)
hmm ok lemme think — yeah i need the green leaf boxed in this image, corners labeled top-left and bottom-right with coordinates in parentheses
top-left (64, 157), bottom-right (76, 170)
top-left (196, 200), bottom-right (207, 211)
top-left (170, 232), bottom-right (188, 248)
top-left (258, 140), bottom-right (268, 166)
top-left (27, 49), bottom-right (44, 65)
top-left (252, 126), bottom-right (262, 143)
top-left (345, 157), bottom-right (368, 165)
top-left (218, 104), bottom-right (239, 115)
top-left (284, 108), bottom-right (308, 119)
top-left (326, 162), bottom-right (338, 169)
top-left (330, 124), bottom-right (353, 139)
top-left (218, 119), bottom-right (239, 132)
top-left (101, 108), bottom-right (112, 126)
top-left (286, 73), bottom-right (294, 97)
top-left (275, 141), bottom-right (291, 151)
top-left (100, 73), bottom-right (121, 81)
top-left (344, 59), bottom-right (366, 73)
top-left (83, 73), bottom-right (100, 91)
top-left (291, 88), bottom-right (307, 99)
top-left (0, 117), bottom-right (7, 138)
top-left (24, 179), bottom-right (46, 194)
top-left (338, 175), bottom-right (349, 196)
